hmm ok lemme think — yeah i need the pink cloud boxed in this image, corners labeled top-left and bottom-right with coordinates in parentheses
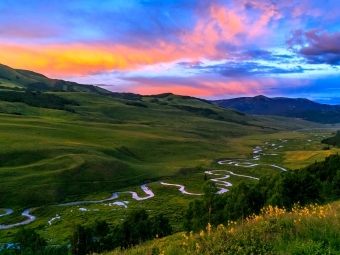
top-left (119, 75), bottom-right (280, 99)
top-left (0, 1), bottom-right (284, 78)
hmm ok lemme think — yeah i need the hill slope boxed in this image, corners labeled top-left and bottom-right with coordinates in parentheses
top-left (0, 63), bottom-right (110, 94)
top-left (104, 201), bottom-right (340, 255)
top-left (214, 95), bottom-right (340, 124)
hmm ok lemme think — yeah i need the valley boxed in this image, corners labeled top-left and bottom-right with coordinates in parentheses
top-left (1, 64), bottom-right (340, 250)
top-left (1, 120), bottom-right (339, 244)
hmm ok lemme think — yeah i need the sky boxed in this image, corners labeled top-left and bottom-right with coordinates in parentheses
top-left (0, 0), bottom-right (340, 103)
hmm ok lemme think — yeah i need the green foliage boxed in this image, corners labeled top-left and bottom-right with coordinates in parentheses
top-left (184, 154), bottom-right (340, 232)
top-left (0, 91), bottom-right (78, 111)
top-left (321, 130), bottom-right (340, 147)
top-left (103, 201), bottom-right (340, 255)
top-left (0, 228), bottom-right (68, 255)
top-left (13, 227), bottom-right (46, 253)
top-left (125, 102), bottom-right (147, 108)
top-left (70, 209), bottom-right (172, 253)
top-left (224, 181), bottom-right (263, 220)
top-left (71, 224), bottom-right (94, 255)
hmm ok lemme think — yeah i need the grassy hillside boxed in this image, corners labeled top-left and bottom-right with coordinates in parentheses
top-left (0, 92), bottom-right (335, 244)
top-left (1, 92), bottom-right (316, 208)
top-left (103, 201), bottom-right (340, 255)
top-left (0, 63), bottom-right (110, 93)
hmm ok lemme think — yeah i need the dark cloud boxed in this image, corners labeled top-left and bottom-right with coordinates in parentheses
top-left (216, 49), bottom-right (295, 64)
top-left (179, 61), bottom-right (308, 77)
top-left (286, 28), bottom-right (340, 65)
top-left (217, 62), bottom-right (306, 77)
top-left (177, 61), bottom-right (203, 67)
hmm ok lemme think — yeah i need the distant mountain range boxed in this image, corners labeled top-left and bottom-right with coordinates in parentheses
top-left (213, 95), bottom-right (340, 124)
top-left (1, 62), bottom-right (339, 124)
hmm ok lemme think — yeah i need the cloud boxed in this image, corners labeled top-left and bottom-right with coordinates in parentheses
top-left (114, 74), bottom-right (280, 98)
top-left (286, 28), bottom-right (340, 65)
top-left (178, 61), bottom-right (308, 77)
top-left (0, 0), bottom-right (292, 77)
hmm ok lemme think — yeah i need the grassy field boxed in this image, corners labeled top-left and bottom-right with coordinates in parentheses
top-left (0, 89), bottom-right (339, 245)
top-left (103, 201), bottom-right (340, 254)
top-left (1, 124), bottom-right (339, 244)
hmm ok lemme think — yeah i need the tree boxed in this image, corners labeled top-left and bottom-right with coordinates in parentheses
top-left (71, 225), bottom-right (94, 255)
top-left (203, 181), bottom-right (218, 223)
top-left (115, 209), bottom-right (152, 248)
top-left (92, 220), bottom-right (110, 253)
top-left (151, 213), bottom-right (172, 238)
top-left (13, 228), bottom-right (46, 254)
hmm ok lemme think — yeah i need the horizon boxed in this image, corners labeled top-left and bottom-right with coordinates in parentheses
top-left (1, 0), bottom-right (339, 104)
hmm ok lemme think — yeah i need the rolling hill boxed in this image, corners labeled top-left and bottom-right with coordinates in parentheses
top-left (214, 95), bottom-right (340, 124)
top-left (0, 63), bottom-right (110, 94)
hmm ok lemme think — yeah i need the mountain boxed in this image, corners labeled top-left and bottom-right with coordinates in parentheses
top-left (213, 95), bottom-right (340, 124)
top-left (0, 63), bottom-right (110, 94)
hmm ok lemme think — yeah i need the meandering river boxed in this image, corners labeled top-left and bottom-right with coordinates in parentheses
top-left (0, 142), bottom-right (286, 229)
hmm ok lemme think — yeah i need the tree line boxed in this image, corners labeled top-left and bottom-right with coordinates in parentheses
top-left (322, 130), bottom-right (340, 147)
top-left (71, 209), bottom-right (172, 255)
top-left (184, 153), bottom-right (340, 232)
top-left (0, 209), bottom-right (171, 255)
top-left (0, 91), bottom-right (78, 112)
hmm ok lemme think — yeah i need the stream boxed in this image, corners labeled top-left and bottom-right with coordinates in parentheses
top-left (0, 142), bottom-right (287, 229)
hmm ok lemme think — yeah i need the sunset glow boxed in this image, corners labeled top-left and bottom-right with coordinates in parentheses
top-left (1, 0), bottom-right (340, 102)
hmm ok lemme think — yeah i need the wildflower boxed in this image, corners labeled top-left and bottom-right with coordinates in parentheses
top-left (200, 230), bottom-right (204, 237)
top-left (217, 224), bottom-right (225, 231)
top-left (182, 233), bottom-right (188, 240)
top-left (195, 243), bottom-right (201, 251)
top-left (206, 223), bottom-right (211, 234)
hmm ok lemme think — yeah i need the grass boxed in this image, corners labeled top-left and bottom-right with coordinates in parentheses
top-left (102, 201), bottom-right (340, 255)
top-left (0, 90), bottom-right (339, 245)
top-left (2, 92), bottom-right (313, 209)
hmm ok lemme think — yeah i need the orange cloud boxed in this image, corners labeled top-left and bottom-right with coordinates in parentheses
top-left (0, 2), bottom-right (283, 78)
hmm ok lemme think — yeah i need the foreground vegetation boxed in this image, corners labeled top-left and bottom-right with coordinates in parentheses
top-left (183, 153), bottom-right (340, 233)
top-left (102, 201), bottom-right (340, 255)
top-left (3, 202), bottom-right (340, 255)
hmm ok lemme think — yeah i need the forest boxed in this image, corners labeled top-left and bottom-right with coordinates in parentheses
top-left (322, 130), bottom-right (340, 147)
top-left (184, 153), bottom-right (340, 232)
top-left (0, 91), bottom-right (78, 111)
top-left (0, 210), bottom-right (172, 255)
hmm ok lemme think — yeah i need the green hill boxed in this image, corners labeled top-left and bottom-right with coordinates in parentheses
top-left (0, 63), bottom-right (110, 93)
top-left (0, 90), bottom-right (318, 208)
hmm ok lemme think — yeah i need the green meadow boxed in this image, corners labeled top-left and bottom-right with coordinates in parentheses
top-left (0, 87), bottom-right (339, 245)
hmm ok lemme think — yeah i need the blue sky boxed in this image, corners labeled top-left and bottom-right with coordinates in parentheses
top-left (0, 0), bottom-right (339, 103)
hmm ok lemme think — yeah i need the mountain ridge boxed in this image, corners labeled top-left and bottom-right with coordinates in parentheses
top-left (0, 63), bottom-right (111, 94)
top-left (213, 95), bottom-right (340, 124)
